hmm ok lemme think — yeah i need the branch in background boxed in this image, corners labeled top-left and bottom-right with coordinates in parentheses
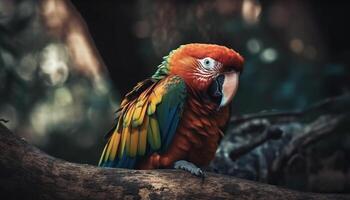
top-left (230, 94), bottom-right (350, 124)
top-left (271, 115), bottom-right (345, 173)
top-left (214, 95), bottom-right (349, 186)
top-left (230, 126), bottom-right (282, 160)
top-left (0, 119), bottom-right (8, 123)
top-left (0, 124), bottom-right (348, 200)
top-left (226, 94), bottom-right (349, 161)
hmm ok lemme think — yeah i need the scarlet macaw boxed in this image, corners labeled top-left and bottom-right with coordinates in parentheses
top-left (99, 43), bottom-right (244, 176)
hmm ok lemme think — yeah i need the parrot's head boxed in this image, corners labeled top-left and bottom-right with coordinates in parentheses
top-left (155, 43), bottom-right (244, 108)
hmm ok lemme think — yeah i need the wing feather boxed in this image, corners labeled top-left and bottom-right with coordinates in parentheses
top-left (99, 76), bottom-right (187, 168)
top-left (138, 116), bottom-right (148, 155)
top-left (110, 131), bottom-right (121, 160)
top-left (129, 127), bottom-right (139, 157)
top-left (104, 133), bottom-right (115, 162)
top-left (149, 115), bottom-right (161, 149)
top-left (119, 126), bottom-right (130, 158)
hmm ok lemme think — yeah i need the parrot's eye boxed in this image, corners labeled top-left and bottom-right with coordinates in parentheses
top-left (199, 57), bottom-right (216, 70)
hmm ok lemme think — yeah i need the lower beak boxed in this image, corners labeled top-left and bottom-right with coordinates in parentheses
top-left (219, 72), bottom-right (239, 107)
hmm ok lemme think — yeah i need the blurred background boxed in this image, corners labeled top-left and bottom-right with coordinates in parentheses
top-left (0, 0), bottom-right (349, 193)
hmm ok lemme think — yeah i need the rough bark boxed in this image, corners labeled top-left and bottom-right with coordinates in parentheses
top-left (0, 123), bottom-right (348, 200)
top-left (271, 115), bottom-right (345, 172)
top-left (212, 95), bottom-right (350, 186)
top-left (229, 126), bottom-right (283, 160)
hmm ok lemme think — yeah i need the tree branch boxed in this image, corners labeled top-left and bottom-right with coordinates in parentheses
top-left (230, 126), bottom-right (282, 160)
top-left (0, 119), bottom-right (8, 123)
top-left (0, 123), bottom-right (348, 199)
top-left (225, 94), bottom-right (349, 161)
top-left (230, 94), bottom-right (350, 124)
top-left (271, 115), bottom-right (345, 173)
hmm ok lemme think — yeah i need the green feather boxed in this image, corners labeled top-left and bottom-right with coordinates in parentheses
top-left (148, 115), bottom-right (161, 150)
top-left (151, 47), bottom-right (181, 80)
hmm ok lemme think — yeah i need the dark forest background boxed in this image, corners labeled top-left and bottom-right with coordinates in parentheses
top-left (0, 0), bottom-right (349, 193)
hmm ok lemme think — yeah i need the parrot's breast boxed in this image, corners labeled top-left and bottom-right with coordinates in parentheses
top-left (165, 96), bottom-right (230, 167)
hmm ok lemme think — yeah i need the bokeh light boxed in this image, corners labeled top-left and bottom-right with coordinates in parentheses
top-left (246, 38), bottom-right (262, 54)
top-left (290, 38), bottom-right (304, 54)
top-left (242, 0), bottom-right (261, 25)
top-left (39, 43), bottom-right (69, 86)
top-left (17, 53), bottom-right (38, 82)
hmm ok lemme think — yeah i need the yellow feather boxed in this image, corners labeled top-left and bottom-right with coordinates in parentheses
top-left (152, 87), bottom-right (164, 105)
top-left (125, 127), bottom-right (131, 156)
top-left (123, 103), bottom-right (136, 127)
top-left (149, 115), bottom-right (161, 149)
top-left (132, 96), bottom-right (147, 126)
top-left (104, 133), bottom-right (115, 162)
top-left (119, 126), bottom-right (130, 158)
top-left (132, 104), bottom-right (143, 122)
top-left (147, 101), bottom-right (156, 115)
top-left (133, 98), bottom-right (149, 126)
top-left (110, 131), bottom-right (121, 160)
top-left (129, 127), bottom-right (139, 157)
top-left (98, 140), bottom-right (108, 165)
top-left (108, 133), bottom-right (117, 161)
top-left (147, 84), bottom-right (165, 115)
top-left (138, 116), bottom-right (149, 155)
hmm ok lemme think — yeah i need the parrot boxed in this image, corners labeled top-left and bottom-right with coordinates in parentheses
top-left (98, 43), bottom-right (244, 176)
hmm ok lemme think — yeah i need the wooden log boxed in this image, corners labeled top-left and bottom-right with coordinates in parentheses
top-left (0, 123), bottom-right (348, 200)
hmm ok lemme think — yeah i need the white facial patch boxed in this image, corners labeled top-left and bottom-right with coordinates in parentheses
top-left (198, 57), bottom-right (217, 70)
top-left (195, 57), bottom-right (221, 77)
top-left (191, 57), bottom-right (222, 89)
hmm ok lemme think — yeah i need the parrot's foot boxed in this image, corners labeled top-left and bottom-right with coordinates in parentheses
top-left (174, 160), bottom-right (206, 178)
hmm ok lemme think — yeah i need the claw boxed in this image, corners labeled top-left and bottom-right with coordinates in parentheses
top-left (174, 160), bottom-right (206, 179)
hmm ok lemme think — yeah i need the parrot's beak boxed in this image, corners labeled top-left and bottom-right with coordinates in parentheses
top-left (208, 71), bottom-right (239, 108)
top-left (219, 72), bottom-right (239, 107)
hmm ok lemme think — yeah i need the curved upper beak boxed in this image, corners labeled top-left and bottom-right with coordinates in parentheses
top-left (219, 72), bottom-right (239, 107)
top-left (207, 71), bottom-right (239, 108)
